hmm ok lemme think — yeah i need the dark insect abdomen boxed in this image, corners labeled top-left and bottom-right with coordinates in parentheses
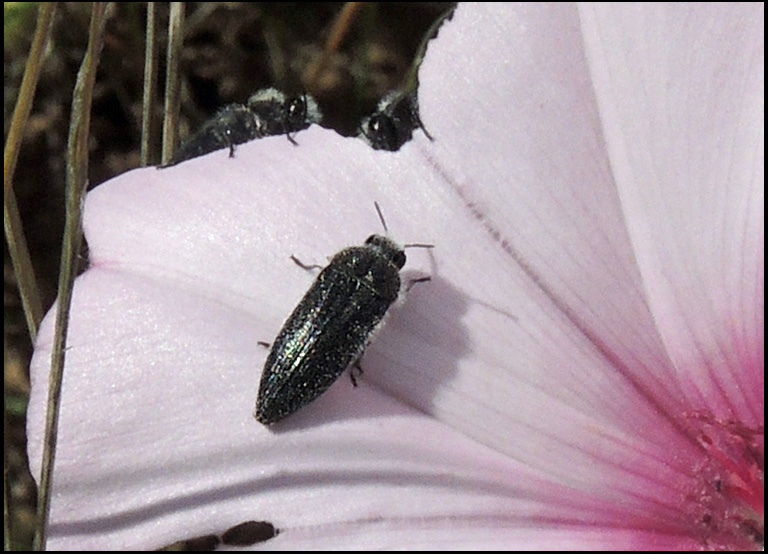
top-left (255, 246), bottom-right (401, 424)
top-left (163, 104), bottom-right (259, 167)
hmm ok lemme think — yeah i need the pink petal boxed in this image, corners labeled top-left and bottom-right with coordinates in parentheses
top-left (581, 3), bottom-right (764, 424)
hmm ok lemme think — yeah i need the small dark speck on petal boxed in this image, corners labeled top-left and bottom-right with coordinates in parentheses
top-left (221, 520), bottom-right (279, 546)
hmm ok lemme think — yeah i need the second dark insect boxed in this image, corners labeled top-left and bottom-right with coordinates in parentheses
top-left (162, 88), bottom-right (321, 167)
top-left (358, 90), bottom-right (432, 152)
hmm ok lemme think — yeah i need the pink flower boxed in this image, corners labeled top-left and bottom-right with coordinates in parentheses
top-left (28, 3), bottom-right (763, 549)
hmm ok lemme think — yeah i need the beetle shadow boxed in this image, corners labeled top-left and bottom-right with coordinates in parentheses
top-left (369, 266), bottom-right (471, 412)
top-left (262, 260), bottom-right (471, 432)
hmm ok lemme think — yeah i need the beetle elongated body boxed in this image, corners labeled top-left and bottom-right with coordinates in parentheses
top-left (163, 103), bottom-right (261, 167)
top-left (161, 88), bottom-right (322, 167)
top-left (255, 235), bottom-right (405, 425)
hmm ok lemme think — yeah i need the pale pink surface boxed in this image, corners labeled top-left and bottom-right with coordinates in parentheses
top-left (27, 3), bottom-right (763, 550)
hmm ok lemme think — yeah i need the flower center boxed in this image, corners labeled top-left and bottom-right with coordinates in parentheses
top-left (685, 411), bottom-right (764, 549)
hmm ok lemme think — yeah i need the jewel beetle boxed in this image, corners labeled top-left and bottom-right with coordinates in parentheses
top-left (254, 204), bottom-right (430, 425)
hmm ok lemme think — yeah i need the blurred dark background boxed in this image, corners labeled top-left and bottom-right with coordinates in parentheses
top-left (4, 2), bottom-right (454, 549)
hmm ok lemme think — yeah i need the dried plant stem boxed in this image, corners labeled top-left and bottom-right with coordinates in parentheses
top-left (4, 4), bottom-right (57, 550)
top-left (4, 195), bottom-right (43, 343)
top-left (141, 2), bottom-right (159, 167)
top-left (305, 2), bottom-right (362, 88)
top-left (33, 3), bottom-right (108, 550)
top-left (161, 2), bottom-right (185, 165)
top-left (3, 1), bottom-right (57, 344)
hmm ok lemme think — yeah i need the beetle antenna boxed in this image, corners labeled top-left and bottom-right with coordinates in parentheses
top-left (373, 201), bottom-right (389, 234)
